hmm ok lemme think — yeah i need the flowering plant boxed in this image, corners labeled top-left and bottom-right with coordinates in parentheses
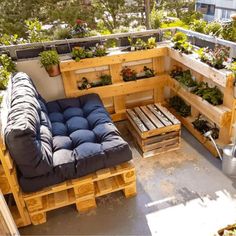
top-left (72, 19), bottom-right (88, 38)
top-left (121, 67), bottom-right (137, 81)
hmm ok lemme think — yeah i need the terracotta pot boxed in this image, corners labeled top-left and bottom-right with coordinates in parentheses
top-left (231, 14), bottom-right (236, 21)
top-left (45, 64), bottom-right (61, 77)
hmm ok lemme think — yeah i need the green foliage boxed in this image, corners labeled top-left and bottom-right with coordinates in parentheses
top-left (25, 19), bottom-right (48, 43)
top-left (190, 19), bottom-right (207, 33)
top-left (0, 54), bottom-right (16, 73)
top-left (172, 32), bottom-right (193, 54)
top-left (169, 95), bottom-right (191, 117)
top-left (170, 68), bottom-right (197, 88)
top-left (205, 21), bottom-right (222, 36)
top-left (143, 66), bottom-right (155, 78)
top-left (147, 37), bottom-right (156, 49)
top-left (192, 82), bottom-right (223, 106)
top-left (0, 68), bottom-right (10, 90)
top-left (53, 27), bottom-right (72, 40)
top-left (39, 50), bottom-right (60, 68)
top-left (100, 74), bottom-right (112, 85)
top-left (161, 19), bottom-right (189, 29)
top-left (221, 21), bottom-right (236, 42)
top-left (0, 34), bottom-right (22, 46)
top-left (72, 47), bottom-right (86, 61)
top-left (181, 11), bottom-right (203, 25)
top-left (197, 46), bottom-right (229, 69)
top-left (150, 2), bottom-right (164, 29)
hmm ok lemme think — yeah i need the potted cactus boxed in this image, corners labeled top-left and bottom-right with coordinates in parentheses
top-left (39, 50), bottom-right (60, 77)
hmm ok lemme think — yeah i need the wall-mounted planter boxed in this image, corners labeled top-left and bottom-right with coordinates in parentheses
top-left (16, 47), bottom-right (44, 59)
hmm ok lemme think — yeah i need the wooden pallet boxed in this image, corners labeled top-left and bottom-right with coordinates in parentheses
top-left (127, 104), bottom-right (181, 158)
top-left (22, 161), bottom-right (136, 225)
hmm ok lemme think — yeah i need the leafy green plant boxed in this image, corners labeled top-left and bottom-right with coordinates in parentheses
top-left (0, 54), bottom-right (16, 73)
top-left (205, 21), bottom-right (222, 36)
top-left (171, 32), bottom-right (193, 54)
top-left (147, 37), bottom-right (156, 49)
top-left (25, 18), bottom-right (48, 43)
top-left (53, 26), bottom-right (72, 40)
top-left (0, 34), bottom-right (22, 46)
top-left (0, 68), bottom-right (10, 90)
top-left (143, 66), bottom-right (155, 78)
top-left (133, 38), bottom-right (147, 50)
top-left (190, 19), bottom-right (207, 33)
top-left (171, 68), bottom-right (197, 88)
top-left (169, 95), bottom-right (191, 117)
top-left (100, 74), bottom-right (112, 85)
top-left (192, 82), bottom-right (223, 106)
top-left (197, 46), bottom-right (229, 69)
top-left (150, 3), bottom-right (164, 29)
top-left (121, 67), bottom-right (137, 82)
top-left (39, 50), bottom-right (60, 68)
top-left (72, 47), bottom-right (87, 62)
top-left (221, 21), bottom-right (236, 42)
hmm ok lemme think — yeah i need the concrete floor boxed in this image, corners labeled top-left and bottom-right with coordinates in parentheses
top-left (20, 121), bottom-right (236, 236)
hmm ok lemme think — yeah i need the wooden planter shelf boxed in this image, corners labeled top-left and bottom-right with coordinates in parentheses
top-left (168, 76), bottom-right (232, 127)
top-left (167, 107), bottom-right (219, 156)
top-left (168, 48), bottom-right (234, 88)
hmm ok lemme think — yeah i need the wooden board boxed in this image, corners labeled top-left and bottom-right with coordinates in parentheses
top-left (22, 161), bottom-right (136, 225)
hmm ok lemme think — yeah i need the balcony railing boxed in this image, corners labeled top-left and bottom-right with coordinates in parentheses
top-left (0, 27), bottom-right (235, 60)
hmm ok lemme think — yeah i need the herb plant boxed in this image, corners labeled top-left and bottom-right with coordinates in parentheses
top-left (169, 95), bottom-right (191, 117)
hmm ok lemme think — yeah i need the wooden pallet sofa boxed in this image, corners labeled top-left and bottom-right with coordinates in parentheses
top-left (1, 72), bottom-right (136, 226)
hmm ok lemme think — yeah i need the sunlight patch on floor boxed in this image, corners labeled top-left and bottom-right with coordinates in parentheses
top-left (145, 190), bottom-right (236, 236)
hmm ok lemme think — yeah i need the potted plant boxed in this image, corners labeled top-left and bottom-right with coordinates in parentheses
top-left (136, 66), bottom-right (155, 79)
top-left (0, 67), bottom-right (11, 90)
top-left (39, 50), bottom-right (60, 77)
top-left (171, 32), bottom-right (193, 54)
top-left (121, 67), bottom-right (137, 81)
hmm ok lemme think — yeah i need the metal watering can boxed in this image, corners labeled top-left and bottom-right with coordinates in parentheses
top-left (204, 130), bottom-right (236, 177)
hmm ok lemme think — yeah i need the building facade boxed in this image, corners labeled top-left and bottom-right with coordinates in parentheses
top-left (196, 0), bottom-right (236, 21)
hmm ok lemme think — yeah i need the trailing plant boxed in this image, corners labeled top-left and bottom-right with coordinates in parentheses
top-left (39, 50), bottom-right (60, 68)
top-left (169, 95), bottom-right (191, 117)
top-left (170, 68), bottom-right (197, 88)
top-left (0, 68), bottom-right (10, 90)
top-left (0, 54), bottom-right (16, 73)
top-left (171, 32), bottom-right (193, 54)
top-left (192, 82), bottom-right (223, 106)
top-left (192, 115), bottom-right (219, 139)
top-left (197, 46), bottom-right (229, 69)
top-left (121, 67), bottom-right (137, 82)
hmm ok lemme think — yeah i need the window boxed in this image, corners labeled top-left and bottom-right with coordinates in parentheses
top-left (196, 3), bottom-right (215, 16)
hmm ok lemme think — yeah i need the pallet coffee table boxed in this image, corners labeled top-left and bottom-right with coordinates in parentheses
top-left (126, 104), bottom-right (181, 158)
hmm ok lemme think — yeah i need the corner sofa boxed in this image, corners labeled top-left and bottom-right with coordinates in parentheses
top-left (5, 72), bottom-right (132, 193)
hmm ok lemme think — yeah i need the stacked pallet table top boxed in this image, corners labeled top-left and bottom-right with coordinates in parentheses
top-left (126, 104), bottom-right (181, 158)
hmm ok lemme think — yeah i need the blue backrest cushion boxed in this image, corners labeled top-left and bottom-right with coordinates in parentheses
top-left (5, 73), bottom-right (53, 178)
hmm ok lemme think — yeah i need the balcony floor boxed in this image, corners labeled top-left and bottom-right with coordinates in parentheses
top-left (20, 121), bottom-right (236, 236)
